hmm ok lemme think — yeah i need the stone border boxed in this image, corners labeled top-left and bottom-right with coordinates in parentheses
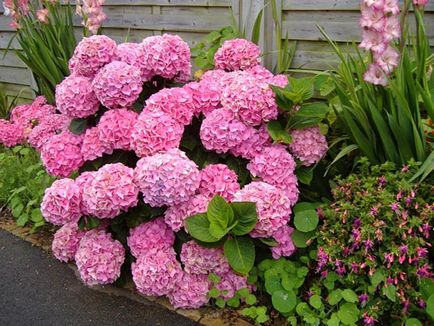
top-left (0, 214), bottom-right (253, 326)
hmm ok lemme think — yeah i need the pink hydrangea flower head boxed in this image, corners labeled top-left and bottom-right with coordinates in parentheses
top-left (0, 119), bottom-right (25, 147)
top-left (69, 35), bottom-right (117, 77)
top-left (52, 222), bottom-right (85, 262)
top-left (28, 114), bottom-right (70, 151)
top-left (230, 124), bottom-right (272, 159)
top-left (271, 225), bottom-right (296, 259)
top-left (180, 240), bottom-right (230, 275)
top-left (97, 109), bottom-right (138, 151)
top-left (10, 96), bottom-right (56, 136)
top-left (200, 108), bottom-right (250, 154)
top-left (41, 178), bottom-right (82, 226)
top-left (141, 34), bottom-right (191, 82)
top-left (40, 131), bottom-right (84, 177)
top-left (145, 87), bottom-right (194, 125)
top-left (114, 42), bottom-right (147, 77)
top-left (134, 148), bottom-right (200, 207)
top-left (56, 74), bottom-right (100, 118)
top-left (81, 163), bottom-right (139, 219)
top-left (92, 61), bottom-right (143, 109)
top-left (183, 80), bottom-right (221, 116)
top-left (75, 230), bottom-right (125, 285)
top-left (132, 248), bottom-right (183, 296)
top-left (216, 269), bottom-right (252, 299)
top-left (127, 217), bottom-right (175, 258)
top-left (222, 73), bottom-right (278, 126)
top-left (214, 38), bottom-right (261, 71)
top-left (168, 272), bottom-right (211, 309)
top-left (164, 194), bottom-right (209, 232)
top-left (75, 171), bottom-right (96, 216)
top-left (247, 145), bottom-right (299, 204)
top-left (270, 74), bottom-right (289, 88)
top-left (233, 181), bottom-right (292, 238)
top-left (81, 126), bottom-right (113, 162)
top-left (131, 109), bottom-right (184, 157)
top-left (289, 127), bottom-right (328, 166)
top-left (198, 164), bottom-right (240, 201)
top-left (247, 65), bottom-right (274, 83)
top-left (200, 69), bottom-right (236, 91)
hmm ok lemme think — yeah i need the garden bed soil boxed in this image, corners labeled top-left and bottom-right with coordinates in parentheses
top-left (0, 211), bottom-right (254, 326)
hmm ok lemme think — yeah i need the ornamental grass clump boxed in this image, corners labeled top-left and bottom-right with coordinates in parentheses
top-left (0, 32), bottom-right (329, 309)
top-left (317, 159), bottom-right (433, 324)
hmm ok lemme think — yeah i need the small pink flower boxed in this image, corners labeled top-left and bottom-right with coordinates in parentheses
top-left (36, 8), bottom-right (49, 24)
top-left (363, 64), bottom-right (388, 86)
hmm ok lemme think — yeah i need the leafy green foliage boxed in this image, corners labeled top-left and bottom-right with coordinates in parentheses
top-left (317, 159), bottom-right (433, 324)
top-left (318, 8), bottom-right (433, 171)
top-left (0, 84), bottom-right (23, 119)
top-left (9, 2), bottom-right (77, 103)
top-left (0, 146), bottom-right (55, 230)
top-left (191, 26), bottom-right (239, 71)
top-left (186, 195), bottom-right (258, 274)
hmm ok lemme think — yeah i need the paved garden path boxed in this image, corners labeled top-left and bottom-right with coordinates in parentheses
top-left (0, 229), bottom-right (197, 326)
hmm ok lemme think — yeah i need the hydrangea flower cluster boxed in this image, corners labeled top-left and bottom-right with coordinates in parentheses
top-left (0, 33), bottom-right (333, 309)
top-left (75, 229), bottom-right (125, 285)
top-left (289, 126), bottom-right (328, 166)
top-left (359, 0), bottom-right (401, 85)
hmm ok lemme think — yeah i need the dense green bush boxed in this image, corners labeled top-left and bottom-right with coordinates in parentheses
top-left (0, 146), bottom-right (55, 230)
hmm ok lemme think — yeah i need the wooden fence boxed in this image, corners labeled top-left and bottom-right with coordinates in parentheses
top-left (0, 0), bottom-right (433, 101)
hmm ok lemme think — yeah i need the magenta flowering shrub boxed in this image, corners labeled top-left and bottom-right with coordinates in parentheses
top-left (317, 160), bottom-right (433, 323)
top-left (0, 33), bottom-right (333, 310)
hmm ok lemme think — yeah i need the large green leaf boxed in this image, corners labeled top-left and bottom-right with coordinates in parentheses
top-left (207, 195), bottom-right (234, 239)
top-left (186, 213), bottom-right (220, 243)
top-left (230, 202), bottom-right (257, 236)
top-left (224, 236), bottom-right (255, 274)
top-left (337, 303), bottom-right (360, 325)
top-left (293, 202), bottom-right (319, 232)
top-left (272, 289), bottom-right (297, 313)
top-left (267, 121), bottom-right (292, 144)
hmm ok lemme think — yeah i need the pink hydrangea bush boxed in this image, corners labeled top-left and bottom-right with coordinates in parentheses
top-left (52, 222), bottom-right (85, 262)
top-left (0, 32), bottom-right (335, 309)
top-left (75, 230), bottom-right (125, 285)
top-left (41, 178), bottom-right (82, 226)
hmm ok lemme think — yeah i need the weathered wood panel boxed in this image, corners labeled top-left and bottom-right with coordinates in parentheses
top-left (282, 0), bottom-right (434, 70)
top-left (0, 1), bottom-right (234, 98)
